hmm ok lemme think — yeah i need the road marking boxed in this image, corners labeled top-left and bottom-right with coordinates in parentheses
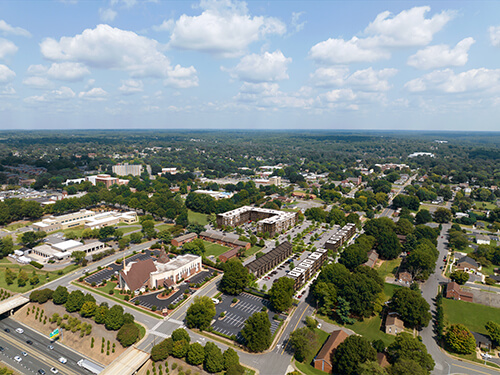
top-left (453, 363), bottom-right (494, 375)
top-left (281, 304), bottom-right (308, 355)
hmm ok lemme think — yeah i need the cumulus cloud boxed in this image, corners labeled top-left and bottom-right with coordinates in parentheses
top-left (321, 89), bottom-right (356, 103)
top-left (25, 62), bottom-right (90, 84)
top-left (153, 19), bottom-right (174, 32)
top-left (364, 6), bottom-right (454, 47)
top-left (24, 86), bottom-right (75, 104)
top-left (0, 20), bottom-right (31, 37)
top-left (99, 8), bottom-right (118, 22)
top-left (489, 26), bottom-right (500, 47)
top-left (119, 79), bottom-right (144, 94)
top-left (0, 64), bottom-right (15, 83)
top-left (407, 38), bottom-right (475, 70)
top-left (291, 12), bottom-right (306, 33)
top-left (310, 6), bottom-right (454, 64)
top-left (0, 38), bottom-right (18, 59)
top-left (169, 0), bottom-right (286, 57)
top-left (40, 24), bottom-right (197, 87)
top-left (311, 67), bottom-right (396, 91)
top-left (79, 87), bottom-right (108, 100)
top-left (405, 68), bottom-right (500, 93)
top-left (22, 76), bottom-right (53, 89)
top-left (223, 50), bottom-right (291, 82)
top-left (164, 65), bottom-right (199, 88)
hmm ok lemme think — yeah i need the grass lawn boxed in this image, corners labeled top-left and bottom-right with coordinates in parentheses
top-left (442, 298), bottom-right (500, 335)
top-left (5, 221), bottom-right (32, 231)
top-left (154, 224), bottom-right (173, 232)
top-left (244, 245), bottom-right (264, 258)
top-left (473, 201), bottom-right (498, 210)
top-left (118, 226), bottom-right (139, 235)
top-left (203, 241), bottom-right (230, 257)
top-left (349, 315), bottom-right (396, 347)
top-left (188, 210), bottom-right (208, 225)
top-left (481, 263), bottom-right (497, 276)
top-left (95, 281), bottom-right (118, 293)
top-left (135, 322), bottom-right (146, 340)
top-left (383, 283), bottom-right (403, 301)
top-left (0, 263), bottom-right (80, 293)
top-left (304, 328), bottom-right (330, 364)
top-left (295, 360), bottom-right (328, 375)
top-left (376, 258), bottom-right (401, 280)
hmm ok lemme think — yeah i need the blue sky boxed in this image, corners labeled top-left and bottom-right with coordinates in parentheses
top-left (1, 0), bottom-right (500, 130)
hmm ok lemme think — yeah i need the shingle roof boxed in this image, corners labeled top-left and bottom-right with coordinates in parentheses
top-left (314, 330), bottom-right (349, 366)
top-left (120, 258), bottom-right (156, 291)
top-left (246, 242), bottom-right (292, 272)
top-left (457, 256), bottom-right (479, 268)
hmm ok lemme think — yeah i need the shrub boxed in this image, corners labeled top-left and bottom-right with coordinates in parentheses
top-left (30, 261), bottom-right (43, 269)
top-left (117, 323), bottom-right (140, 347)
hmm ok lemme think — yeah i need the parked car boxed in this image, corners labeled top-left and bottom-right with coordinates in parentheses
top-left (50, 368), bottom-right (59, 374)
top-left (38, 370), bottom-right (46, 375)
top-left (4, 328), bottom-right (9, 333)
top-left (48, 345), bottom-right (54, 350)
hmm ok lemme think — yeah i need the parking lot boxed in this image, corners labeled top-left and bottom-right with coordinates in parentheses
top-left (84, 250), bottom-right (159, 285)
top-left (131, 269), bottom-right (212, 311)
top-left (212, 293), bottom-right (282, 341)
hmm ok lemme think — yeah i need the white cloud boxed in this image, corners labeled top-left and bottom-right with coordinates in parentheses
top-left (310, 67), bottom-right (349, 87)
top-left (0, 20), bottom-right (31, 37)
top-left (407, 38), bottom-right (475, 70)
top-left (0, 38), bottom-right (18, 59)
top-left (309, 37), bottom-right (388, 64)
top-left (26, 62), bottom-right (90, 82)
top-left (111, 0), bottom-right (137, 8)
top-left (489, 26), bottom-right (500, 47)
top-left (309, 6), bottom-right (454, 64)
top-left (119, 79), bottom-right (144, 94)
top-left (311, 67), bottom-right (396, 91)
top-left (79, 87), bottom-right (108, 100)
top-left (322, 89), bottom-right (356, 103)
top-left (164, 65), bottom-right (199, 88)
top-left (22, 76), bottom-right (52, 89)
top-left (169, 0), bottom-right (286, 57)
top-left (52, 86), bottom-right (76, 100)
top-left (99, 8), bottom-right (118, 22)
top-left (365, 6), bottom-right (454, 47)
top-left (0, 64), bottom-right (15, 83)
top-left (0, 85), bottom-right (15, 96)
top-left (291, 12), bottom-right (306, 33)
top-left (24, 86), bottom-right (75, 104)
top-left (224, 50), bottom-right (291, 82)
top-left (405, 68), bottom-right (500, 93)
top-left (153, 19), bottom-right (174, 32)
top-left (40, 24), bottom-right (198, 87)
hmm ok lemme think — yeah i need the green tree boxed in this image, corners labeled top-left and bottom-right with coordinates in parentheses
top-left (17, 269), bottom-right (29, 287)
top-left (52, 286), bottom-right (69, 305)
top-left (105, 305), bottom-right (125, 330)
top-left (433, 208), bottom-right (452, 223)
top-left (223, 348), bottom-right (240, 371)
top-left (415, 210), bottom-right (432, 225)
top-left (269, 277), bottom-right (295, 312)
top-left (289, 327), bottom-right (318, 362)
top-left (445, 324), bottom-right (476, 354)
top-left (71, 250), bottom-right (86, 265)
top-left (94, 305), bottom-right (109, 324)
top-left (450, 270), bottom-right (469, 285)
top-left (151, 337), bottom-right (173, 362)
top-left (390, 359), bottom-right (427, 375)
top-left (118, 238), bottom-right (130, 250)
top-left (387, 333), bottom-right (434, 373)
top-left (241, 311), bottom-right (271, 352)
top-left (389, 288), bottom-right (431, 328)
top-left (305, 316), bottom-right (318, 330)
top-left (19, 231), bottom-right (46, 248)
top-left (80, 301), bottom-right (97, 318)
top-left (130, 232), bottom-right (143, 244)
top-left (4, 268), bottom-right (15, 285)
top-left (65, 290), bottom-right (85, 313)
top-left (485, 321), bottom-right (500, 347)
top-left (220, 259), bottom-right (249, 295)
top-left (176, 211), bottom-right (189, 228)
top-left (204, 342), bottom-right (224, 373)
top-left (171, 339), bottom-right (189, 358)
top-left (377, 231), bottom-right (401, 260)
top-left (186, 342), bottom-right (205, 365)
top-left (172, 328), bottom-right (191, 343)
top-left (98, 226), bottom-right (116, 240)
top-left (358, 361), bottom-right (388, 375)
top-left (339, 244), bottom-right (369, 270)
top-left (186, 296), bottom-right (216, 331)
top-left (116, 323), bottom-right (139, 347)
top-left (158, 230), bottom-right (172, 244)
top-left (332, 335), bottom-right (376, 375)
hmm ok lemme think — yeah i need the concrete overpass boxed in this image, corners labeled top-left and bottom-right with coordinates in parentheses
top-left (0, 295), bottom-right (29, 316)
top-left (100, 347), bottom-right (150, 375)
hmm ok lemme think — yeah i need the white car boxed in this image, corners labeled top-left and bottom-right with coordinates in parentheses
top-left (14, 356), bottom-right (22, 362)
top-left (317, 323), bottom-right (322, 329)
top-left (58, 357), bottom-right (67, 364)
top-left (481, 353), bottom-right (492, 359)
top-left (50, 367), bottom-right (59, 374)
top-left (15, 328), bottom-right (24, 334)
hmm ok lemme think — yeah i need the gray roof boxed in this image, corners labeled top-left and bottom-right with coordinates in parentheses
top-left (246, 242), bottom-right (292, 272)
top-left (457, 255), bottom-right (479, 268)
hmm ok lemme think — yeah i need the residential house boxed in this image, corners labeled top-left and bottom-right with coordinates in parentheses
top-left (456, 256), bottom-right (479, 272)
top-left (472, 332), bottom-right (492, 351)
top-left (313, 330), bottom-right (349, 373)
top-left (397, 270), bottom-right (412, 285)
top-left (385, 314), bottom-right (404, 336)
top-left (363, 250), bottom-right (379, 268)
top-left (476, 234), bottom-right (490, 245)
top-left (445, 282), bottom-right (473, 303)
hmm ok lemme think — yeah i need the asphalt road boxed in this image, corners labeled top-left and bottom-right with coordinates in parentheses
top-left (420, 224), bottom-right (500, 375)
top-left (0, 316), bottom-right (91, 375)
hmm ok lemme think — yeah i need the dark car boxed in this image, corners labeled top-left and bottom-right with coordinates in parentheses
top-left (26, 340), bottom-right (33, 345)
top-left (38, 370), bottom-right (46, 375)
top-left (3, 328), bottom-right (9, 333)
top-left (0, 346), bottom-right (4, 351)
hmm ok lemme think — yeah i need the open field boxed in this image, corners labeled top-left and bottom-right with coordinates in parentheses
top-left (244, 245), bottom-right (264, 258)
top-left (443, 298), bottom-right (500, 335)
top-left (203, 241), bottom-right (230, 257)
top-left (376, 258), bottom-right (401, 280)
top-left (188, 210), bottom-right (208, 225)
